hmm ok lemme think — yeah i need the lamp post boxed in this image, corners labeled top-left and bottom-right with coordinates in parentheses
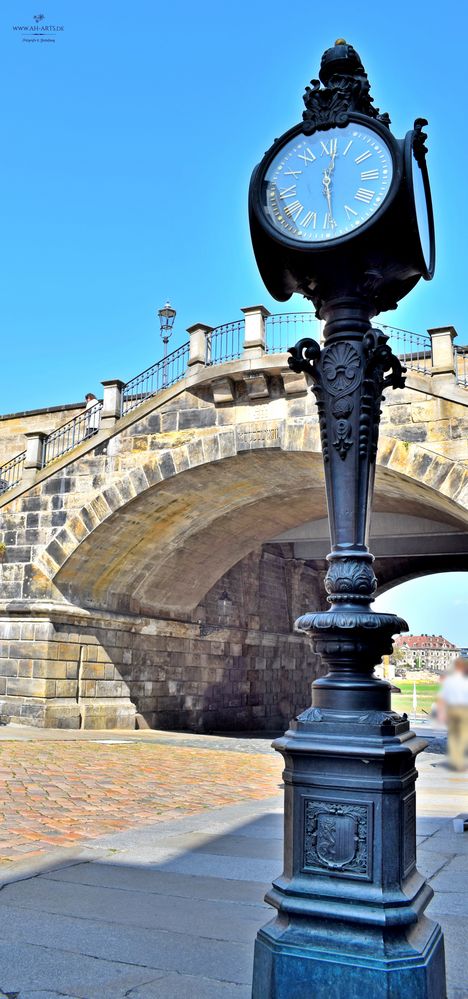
top-left (248, 41), bottom-right (445, 998)
top-left (158, 301), bottom-right (176, 387)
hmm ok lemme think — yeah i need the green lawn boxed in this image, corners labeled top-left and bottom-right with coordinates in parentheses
top-left (391, 680), bottom-right (439, 717)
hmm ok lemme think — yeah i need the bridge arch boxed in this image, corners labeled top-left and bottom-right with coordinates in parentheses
top-left (38, 428), bottom-right (468, 616)
top-left (0, 345), bottom-right (466, 731)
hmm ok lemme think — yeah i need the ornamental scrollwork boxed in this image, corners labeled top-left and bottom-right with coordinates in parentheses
top-left (302, 50), bottom-right (390, 135)
top-left (413, 117), bottom-right (429, 166)
top-left (287, 337), bottom-right (321, 379)
top-left (358, 329), bottom-right (406, 462)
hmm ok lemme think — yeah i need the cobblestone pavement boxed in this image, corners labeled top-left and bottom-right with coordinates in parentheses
top-left (0, 736), bottom-right (283, 867)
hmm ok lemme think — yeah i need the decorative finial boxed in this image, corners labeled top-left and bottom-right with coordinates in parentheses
top-left (302, 41), bottom-right (391, 132)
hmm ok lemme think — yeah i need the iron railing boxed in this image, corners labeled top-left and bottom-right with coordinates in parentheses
top-left (206, 320), bottom-right (243, 365)
top-left (0, 314), bottom-right (465, 501)
top-left (42, 402), bottom-right (103, 467)
top-left (377, 324), bottom-right (432, 375)
top-left (0, 450), bottom-right (26, 495)
top-left (122, 341), bottom-right (189, 416)
top-left (265, 312), bottom-right (320, 353)
top-left (455, 345), bottom-right (468, 388)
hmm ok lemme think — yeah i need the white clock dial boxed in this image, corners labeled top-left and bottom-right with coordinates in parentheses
top-left (263, 124), bottom-right (394, 243)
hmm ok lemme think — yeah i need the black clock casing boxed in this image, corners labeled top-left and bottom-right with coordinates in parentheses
top-left (249, 111), bottom-right (435, 316)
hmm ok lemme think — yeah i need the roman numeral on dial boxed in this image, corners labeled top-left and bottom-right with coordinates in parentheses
top-left (323, 212), bottom-right (336, 229)
top-left (284, 169), bottom-right (302, 178)
top-left (320, 138), bottom-right (338, 156)
top-left (284, 200), bottom-right (304, 221)
top-left (279, 185), bottom-right (297, 200)
top-left (344, 204), bottom-right (358, 220)
top-left (301, 211), bottom-right (317, 229)
top-left (297, 147), bottom-right (316, 166)
top-left (355, 188), bottom-right (375, 204)
top-left (355, 150), bottom-right (372, 164)
top-left (361, 169), bottom-right (379, 180)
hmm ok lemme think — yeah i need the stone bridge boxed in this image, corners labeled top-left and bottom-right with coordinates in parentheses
top-left (0, 309), bottom-right (467, 730)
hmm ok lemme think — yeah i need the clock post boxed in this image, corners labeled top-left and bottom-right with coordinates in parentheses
top-left (249, 41), bottom-right (445, 999)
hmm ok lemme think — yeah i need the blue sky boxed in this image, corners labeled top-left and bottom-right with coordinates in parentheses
top-left (374, 575), bottom-right (467, 648)
top-left (2, 0), bottom-right (468, 412)
top-left (2, 1), bottom-right (467, 644)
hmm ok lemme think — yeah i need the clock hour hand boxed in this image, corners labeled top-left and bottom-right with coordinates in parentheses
top-left (322, 167), bottom-right (335, 227)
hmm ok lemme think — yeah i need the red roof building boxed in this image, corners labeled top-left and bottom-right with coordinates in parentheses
top-left (393, 634), bottom-right (459, 671)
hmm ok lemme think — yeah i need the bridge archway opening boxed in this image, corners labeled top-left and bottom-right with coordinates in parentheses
top-left (50, 446), bottom-right (468, 619)
top-left (373, 572), bottom-right (467, 652)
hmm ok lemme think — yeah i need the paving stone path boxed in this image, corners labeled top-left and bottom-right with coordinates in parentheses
top-left (0, 736), bottom-right (282, 866)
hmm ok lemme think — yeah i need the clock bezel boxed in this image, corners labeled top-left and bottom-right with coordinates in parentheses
top-left (251, 113), bottom-right (403, 253)
top-left (403, 130), bottom-right (435, 281)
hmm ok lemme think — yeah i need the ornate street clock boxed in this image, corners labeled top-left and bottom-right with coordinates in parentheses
top-left (249, 39), bottom-right (434, 314)
top-left (249, 41), bottom-right (445, 999)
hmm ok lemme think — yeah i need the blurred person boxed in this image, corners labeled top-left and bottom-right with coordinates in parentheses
top-left (84, 393), bottom-right (100, 439)
top-left (437, 657), bottom-right (468, 771)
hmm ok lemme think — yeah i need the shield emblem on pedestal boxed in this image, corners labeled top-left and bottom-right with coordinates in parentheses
top-left (316, 812), bottom-right (357, 868)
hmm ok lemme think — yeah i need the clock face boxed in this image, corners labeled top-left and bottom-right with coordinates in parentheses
top-left (263, 124), bottom-right (394, 244)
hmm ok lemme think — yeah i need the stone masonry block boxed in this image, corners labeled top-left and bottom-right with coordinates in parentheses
top-left (179, 409), bottom-right (217, 430)
top-left (6, 676), bottom-right (56, 697)
top-left (0, 661), bottom-right (19, 677)
top-left (158, 452), bottom-right (176, 479)
top-left (8, 641), bottom-right (53, 660)
top-left (55, 679), bottom-right (78, 697)
top-left (140, 460), bottom-right (163, 486)
top-left (244, 372), bottom-right (269, 399)
top-left (282, 370), bottom-right (308, 395)
top-left (171, 447), bottom-right (191, 474)
top-left (411, 401), bottom-right (438, 423)
top-left (129, 467), bottom-right (150, 495)
top-left (66, 515), bottom-right (89, 544)
top-left (212, 378), bottom-right (235, 405)
top-left (102, 486), bottom-right (122, 512)
top-left (202, 436), bottom-right (220, 464)
top-left (186, 439), bottom-right (205, 467)
top-left (32, 661), bottom-right (67, 679)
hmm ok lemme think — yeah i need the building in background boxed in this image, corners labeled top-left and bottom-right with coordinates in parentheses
top-left (393, 635), bottom-right (460, 672)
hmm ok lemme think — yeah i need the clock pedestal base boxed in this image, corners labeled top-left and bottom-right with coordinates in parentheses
top-left (251, 713), bottom-right (446, 999)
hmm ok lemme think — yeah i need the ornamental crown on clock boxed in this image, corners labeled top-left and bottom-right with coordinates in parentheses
top-left (264, 124), bottom-right (393, 243)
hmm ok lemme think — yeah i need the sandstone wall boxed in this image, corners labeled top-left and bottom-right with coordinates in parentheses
top-left (0, 404), bottom-right (84, 466)
top-left (0, 357), bottom-right (466, 731)
top-left (0, 547), bottom-right (323, 731)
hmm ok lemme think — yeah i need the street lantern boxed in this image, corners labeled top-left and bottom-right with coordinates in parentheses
top-left (158, 301), bottom-right (176, 386)
top-left (249, 40), bottom-right (444, 998)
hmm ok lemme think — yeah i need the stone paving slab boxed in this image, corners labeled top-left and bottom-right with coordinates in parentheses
top-left (0, 901), bottom-right (255, 983)
top-left (0, 941), bottom-right (165, 998)
top-left (42, 862), bottom-right (270, 904)
top-left (0, 878), bottom-right (265, 942)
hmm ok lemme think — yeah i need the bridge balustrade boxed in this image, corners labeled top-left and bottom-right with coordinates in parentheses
top-left (42, 402), bottom-right (103, 466)
top-left (0, 312), bottom-right (463, 499)
top-left (0, 450), bottom-right (26, 495)
top-left (121, 341), bottom-right (189, 416)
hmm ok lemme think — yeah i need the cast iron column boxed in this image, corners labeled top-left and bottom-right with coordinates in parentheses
top-left (251, 297), bottom-right (446, 997)
top-left (249, 40), bottom-right (445, 998)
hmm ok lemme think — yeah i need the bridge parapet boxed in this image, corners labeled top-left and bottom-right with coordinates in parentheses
top-left (1, 309), bottom-right (465, 502)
